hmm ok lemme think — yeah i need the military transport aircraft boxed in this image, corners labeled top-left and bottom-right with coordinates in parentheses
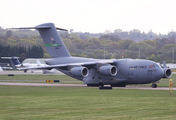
top-left (11, 23), bottom-right (172, 89)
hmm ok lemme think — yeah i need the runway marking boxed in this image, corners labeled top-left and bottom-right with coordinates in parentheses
top-left (0, 82), bottom-right (176, 90)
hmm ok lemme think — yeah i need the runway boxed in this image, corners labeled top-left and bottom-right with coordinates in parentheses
top-left (0, 82), bottom-right (175, 90)
top-left (0, 71), bottom-right (175, 90)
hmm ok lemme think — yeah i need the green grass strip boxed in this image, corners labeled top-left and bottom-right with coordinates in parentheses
top-left (0, 86), bottom-right (176, 120)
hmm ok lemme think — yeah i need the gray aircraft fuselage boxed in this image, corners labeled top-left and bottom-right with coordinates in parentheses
top-left (45, 56), bottom-right (165, 86)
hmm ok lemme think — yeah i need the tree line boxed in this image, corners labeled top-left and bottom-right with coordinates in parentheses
top-left (0, 45), bottom-right (43, 63)
top-left (61, 33), bottom-right (176, 63)
top-left (0, 27), bottom-right (176, 64)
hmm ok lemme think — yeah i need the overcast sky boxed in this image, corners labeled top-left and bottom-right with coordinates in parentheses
top-left (1, 0), bottom-right (176, 34)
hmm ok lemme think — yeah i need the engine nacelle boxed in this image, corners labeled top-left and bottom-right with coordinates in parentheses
top-left (98, 65), bottom-right (117, 76)
top-left (70, 67), bottom-right (89, 77)
top-left (162, 68), bottom-right (172, 78)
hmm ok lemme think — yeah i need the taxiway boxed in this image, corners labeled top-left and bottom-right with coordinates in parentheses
top-left (0, 82), bottom-right (175, 90)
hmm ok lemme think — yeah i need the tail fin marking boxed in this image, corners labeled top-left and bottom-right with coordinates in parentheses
top-left (10, 23), bottom-right (70, 58)
top-left (36, 23), bottom-right (71, 58)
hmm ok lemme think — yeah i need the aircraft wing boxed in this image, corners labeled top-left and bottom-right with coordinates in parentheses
top-left (166, 64), bottom-right (176, 69)
top-left (17, 60), bottom-right (115, 70)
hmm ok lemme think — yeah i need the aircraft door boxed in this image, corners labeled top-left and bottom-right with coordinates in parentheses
top-left (142, 70), bottom-right (146, 83)
top-left (127, 72), bottom-right (134, 79)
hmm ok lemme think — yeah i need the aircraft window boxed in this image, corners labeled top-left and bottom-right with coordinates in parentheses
top-left (155, 64), bottom-right (160, 68)
top-left (147, 70), bottom-right (153, 75)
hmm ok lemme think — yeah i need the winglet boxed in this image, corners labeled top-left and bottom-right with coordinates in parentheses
top-left (162, 61), bottom-right (168, 68)
top-left (0, 66), bottom-right (3, 71)
top-left (163, 61), bottom-right (166, 67)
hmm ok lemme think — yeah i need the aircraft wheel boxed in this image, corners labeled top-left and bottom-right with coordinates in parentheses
top-left (152, 84), bottom-right (157, 88)
top-left (87, 84), bottom-right (91, 87)
top-left (111, 85), bottom-right (116, 87)
top-left (87, 84), bottom-right (93, 87)
top-left (99, 81), bottom-right (104, 87)
top-left (87, 84), bottom-right (99, 87)
top-left (94, 84), bottom-right (99, 87)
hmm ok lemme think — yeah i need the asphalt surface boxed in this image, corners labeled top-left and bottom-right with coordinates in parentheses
top-left (0, 71), bottom-right (175, 90)
top-left (0, 82), bottom-right (175, 90)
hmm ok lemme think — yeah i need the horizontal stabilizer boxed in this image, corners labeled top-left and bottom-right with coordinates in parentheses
top-left (56, 28), bottom-right (68, 31)
top-left (9, 26), bottom-right (67, 31)
top-left (10, 27), bottom-right (36, 29)
top-left (9, 26), bottom-right (51, 29)
top-left (1, 56), bottom-right (20, 59)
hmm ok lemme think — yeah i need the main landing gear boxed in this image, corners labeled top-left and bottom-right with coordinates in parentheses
top-left (111, 85), bottom-right (126, 87)
top-left (87, 84), bottom-right (99, 87)
top-left (99, 81), bottom-right (112, 90)
top-left (151, 84), bottom-right (157, 88)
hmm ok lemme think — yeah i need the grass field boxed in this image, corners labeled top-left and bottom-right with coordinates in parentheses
top-left (0, 86), bottom-right (176, 120)
top-left (0, 74), bottom-right (83, 84)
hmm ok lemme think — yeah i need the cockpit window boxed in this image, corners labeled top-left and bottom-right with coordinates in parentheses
top-left (155, 63), bottom-right (160, 68)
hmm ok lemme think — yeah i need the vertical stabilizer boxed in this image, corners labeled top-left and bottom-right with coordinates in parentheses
top-left (0, 66), bottom-right (3, 71)
top-left (1, 56), bottom-right (21, 69)
top-left (35, 23), bottom-right (71, 58)
top-left (11, 56), bottom-right (21, 66)
top-left (11, 56), bottom-right (22, 69)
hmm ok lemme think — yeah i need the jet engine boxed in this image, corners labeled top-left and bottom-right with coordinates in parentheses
top-left (162, 68), bottom-right (172, 78)
top-left (70, 67), bottom-right (89, 77)
top-left (98, 65), bottom-right (117, 76)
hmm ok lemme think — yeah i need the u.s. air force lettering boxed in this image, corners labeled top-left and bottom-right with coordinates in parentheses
top-left (129, 66), bottom-right (147, 69)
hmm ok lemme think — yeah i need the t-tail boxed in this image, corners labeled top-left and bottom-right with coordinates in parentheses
top-left (11, 56), bottom-right (22, 67)
top-left (36, 23), bottom-right (71, 58)
top-left (11, 23), bottom-right (71, 58)
top-left (1, 56), bottom-right (21, 69)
